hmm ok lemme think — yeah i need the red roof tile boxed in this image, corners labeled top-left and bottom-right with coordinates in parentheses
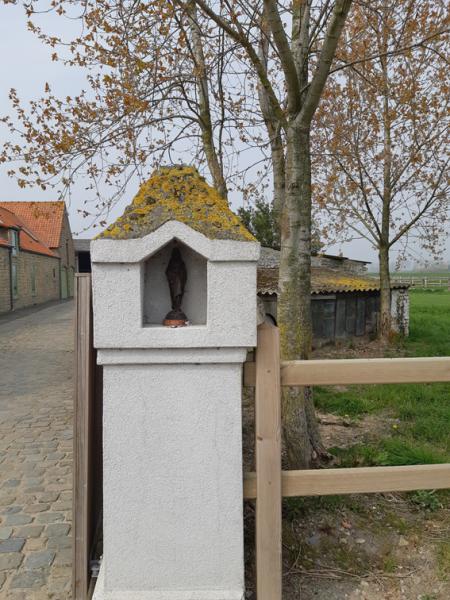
top-left (0, 201), bottom-right (65, 249)
top-left (0, 207), bottom-right (58, 258)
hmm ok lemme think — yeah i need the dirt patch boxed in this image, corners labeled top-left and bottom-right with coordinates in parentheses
top-left (317, 412), bottom-right (398, 450)
top-left (244, 488), bottom-right (450, 599)
top-left (282, 505), bottom-right (450, 600)
top-left (312, 337), bottom-right (405, 360)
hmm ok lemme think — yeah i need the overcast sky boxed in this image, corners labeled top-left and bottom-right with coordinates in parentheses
top-left (1, 4), bottom-right (448, 270)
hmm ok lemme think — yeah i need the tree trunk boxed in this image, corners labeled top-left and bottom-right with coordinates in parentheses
top-left (278, 125), bottom-right (328, 468)
top-left (270, 133), bottom-right (285, 240)
top-left (257, 7), bottom-right (285, 236)
top-left (188, 1), bottom-right (228, 199)
top-left (379, 243), bottom-right (391, 337)
top-left (379, 7), bottom-right (392, 339)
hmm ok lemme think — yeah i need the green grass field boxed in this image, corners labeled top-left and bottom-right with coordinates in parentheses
top-left (315, 289), bottom-right (450, 466)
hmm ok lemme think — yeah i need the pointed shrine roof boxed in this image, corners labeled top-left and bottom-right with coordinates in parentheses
top-left (98, 165), bottom-right (255, 242)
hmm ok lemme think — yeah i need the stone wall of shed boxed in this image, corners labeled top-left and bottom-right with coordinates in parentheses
top-left (10, 251), bottom-right (60, 311)
top-left (391, 289), bottom-right (409, 337)
top-left (0, 246), bottom-right (12, 313)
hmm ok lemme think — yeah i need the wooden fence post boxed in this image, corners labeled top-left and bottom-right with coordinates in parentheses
top-left (73, 274), bottom-right (94, 600)
top-left (255, 323), bottom-right (282, 600)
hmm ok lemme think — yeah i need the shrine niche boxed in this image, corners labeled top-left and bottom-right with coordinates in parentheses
top-left (143, 239), bottom-right (207, 327)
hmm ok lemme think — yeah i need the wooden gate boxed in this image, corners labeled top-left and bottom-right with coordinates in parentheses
top-left (244, 323), bottom-right (450, 600)
top-left (73, 274), bottom-right (103, 600)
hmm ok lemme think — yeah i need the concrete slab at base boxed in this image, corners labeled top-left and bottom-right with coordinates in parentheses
top-left (92, 563), bottom-right (245, 600)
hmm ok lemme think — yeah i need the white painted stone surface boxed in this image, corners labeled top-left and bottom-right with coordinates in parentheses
top-left (91, 220), bottom-right (258, 600)
top-left (92, 260), bottom-right (256, 348)
top-left (91, 220), bottom-right (259, 264)
top-left (97, 361), bottom-right (245, 598)
top-left (97, 347), bottom-right (248, 365)
top-left (94, 562), bottom-right (244, 600)
top-left (92, 224), bottom-right (259, 348)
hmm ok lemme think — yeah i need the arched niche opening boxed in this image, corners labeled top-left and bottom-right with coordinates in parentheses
top-left (143, 239), bottom-right (207, 326)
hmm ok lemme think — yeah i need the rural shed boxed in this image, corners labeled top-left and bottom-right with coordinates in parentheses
top-left (258, 248), bottom-right (410, 346)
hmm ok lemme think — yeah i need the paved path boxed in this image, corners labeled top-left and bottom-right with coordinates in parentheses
top-left (0, 301), bottom-right (74, 599)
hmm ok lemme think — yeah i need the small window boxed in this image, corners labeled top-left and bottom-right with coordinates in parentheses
top-left (10, 230), bottom-right (19, 256)
top-left (12, 263), bottom-right (18, 299)
top-left (53, 268), bottom-right (56, 279)
top-left (31, 264), bottom-right (37, 296)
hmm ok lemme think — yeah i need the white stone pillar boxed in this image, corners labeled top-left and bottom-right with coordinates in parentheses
top-left (91, 215), bottom-right (259, 600)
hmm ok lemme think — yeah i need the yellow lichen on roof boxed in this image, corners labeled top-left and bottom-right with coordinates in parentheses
top-left (98, 165), bottom-right (255, 242)
top-left (311, 269), bottom-right (380, 292)
top-left (257, 267), bottom-right (383, 295)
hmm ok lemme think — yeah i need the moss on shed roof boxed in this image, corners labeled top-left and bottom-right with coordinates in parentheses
top-left (257, 267), bottom-right (408, 295)
top-left (98, 165), bottom-right (255, 242)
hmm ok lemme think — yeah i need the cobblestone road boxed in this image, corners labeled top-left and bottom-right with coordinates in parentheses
top-left (0, 301), bottom-right (74, 599)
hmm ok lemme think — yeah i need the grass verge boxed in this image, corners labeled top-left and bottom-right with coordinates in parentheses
top-left (315, 289), bottom-right (450, 465)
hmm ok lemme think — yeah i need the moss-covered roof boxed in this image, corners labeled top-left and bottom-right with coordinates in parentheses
top-left (258, 267), bottom-right (409, 295)
top-left (98, 165), bottom-right (255, 242)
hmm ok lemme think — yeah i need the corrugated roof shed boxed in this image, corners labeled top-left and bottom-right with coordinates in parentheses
top-left (257, 248), bottom-right (409, 295)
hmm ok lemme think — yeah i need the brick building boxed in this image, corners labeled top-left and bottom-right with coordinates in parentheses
top-left (0, 242), bottom-right (11, 312)
top-left (0, 201), bottom-right (75, 299)
top-left (0, 206), bottom-right (60, 313)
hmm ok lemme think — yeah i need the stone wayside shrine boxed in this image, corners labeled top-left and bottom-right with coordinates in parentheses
top-left (91, 166), bottom-right (260, 600)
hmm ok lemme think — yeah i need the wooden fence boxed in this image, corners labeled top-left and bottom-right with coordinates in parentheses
top-left (73, 274), bottom-right (103, 600)
top-left (243, 323), bottom-right (450, 600)
top-left (391, 276), bottom-right (450, 289)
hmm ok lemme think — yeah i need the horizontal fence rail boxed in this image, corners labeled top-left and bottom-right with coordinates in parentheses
top-left (244, 464), bottom-right (450, 500)
top-left (244, 356), bottom-right (450, 387)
